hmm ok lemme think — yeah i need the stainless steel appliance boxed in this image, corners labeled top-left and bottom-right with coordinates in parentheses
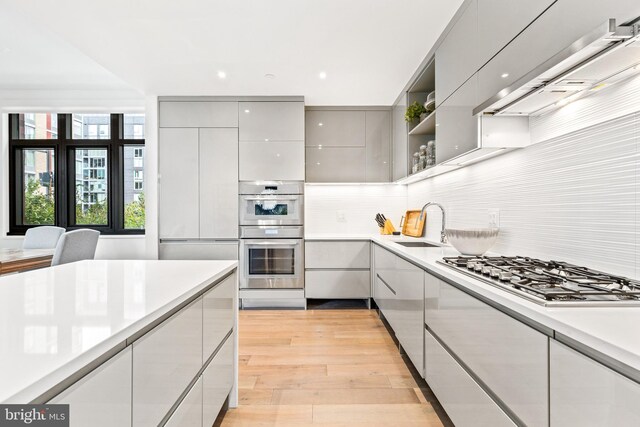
top-left (439, 256), bottom-right (640, 307)
top-left (240, 226), bottom-right (303, 289)
top-left (239, 181), bottom-right (303, 226)
top-left (239, 181), bottom-right (304, 291)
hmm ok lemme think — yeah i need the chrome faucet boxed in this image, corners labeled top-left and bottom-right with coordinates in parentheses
top-left (419, 202), bottom-right (447, 243)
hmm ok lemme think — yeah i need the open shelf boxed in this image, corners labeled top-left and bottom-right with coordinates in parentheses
top-left (408, 110), bottom-right (436, 135)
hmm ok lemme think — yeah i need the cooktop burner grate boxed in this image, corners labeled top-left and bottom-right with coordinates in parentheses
top-left (438, 256), bottom-right (640, 307)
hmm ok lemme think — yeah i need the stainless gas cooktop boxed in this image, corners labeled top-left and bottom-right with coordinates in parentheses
top-left (438, 256), bottom-right (640, 307)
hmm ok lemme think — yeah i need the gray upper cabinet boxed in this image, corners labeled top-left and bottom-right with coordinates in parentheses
top-left (159, 102), bottom-right (238, 128)
top-left (392, 93), bottom-right (408, 181)
top-left (199, 128), bottom-right (239, 239)
top-left (159, 128), bottom-right (200, 239)
top-left (435, 74), bottom-right (479, 164)
top-left (476, 0), bottom-right (639, 108)
top-left (305, 108), bottom-right (390, 183)
top-left (435, 0), bottom-right (479, 106)
top-left (305, 110), bottom-right (365, 147)
top-left (306, 147), bottom-right (366, 182)
top-left (476, 0), bottom-right (555, 68)
top-left (365, 111), bottom-right (391, 182)
top-left (239, 101), bottom-right (305, 141)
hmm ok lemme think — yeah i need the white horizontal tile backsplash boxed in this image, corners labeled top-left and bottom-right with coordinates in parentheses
top-left (305, 185), bottom-right (407, 236)
top-left (409, 111), bottom-right (639, 278)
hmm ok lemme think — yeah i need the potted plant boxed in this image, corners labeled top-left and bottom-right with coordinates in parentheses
top-left (405, 101), bottom-right (427, 123)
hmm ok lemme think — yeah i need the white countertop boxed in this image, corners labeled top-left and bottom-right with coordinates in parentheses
top-left (309, 233), bottom-right (640, 377)
top-left (0, 259), bottom-right (237, 404)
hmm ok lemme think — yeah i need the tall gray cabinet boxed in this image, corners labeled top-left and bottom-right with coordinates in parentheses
top-left (158, 100), bottom-right (240, 260)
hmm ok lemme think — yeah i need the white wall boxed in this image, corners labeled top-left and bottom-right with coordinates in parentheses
top-left (0, 92), bottom-right (150, 259)
top-left (305, 184), bottom-right (407, 236)
top-left (408, 74), bottom-right (640, 279)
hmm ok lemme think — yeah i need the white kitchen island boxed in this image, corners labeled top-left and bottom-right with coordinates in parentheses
top-left (0, 259), bottom-right (238, 427)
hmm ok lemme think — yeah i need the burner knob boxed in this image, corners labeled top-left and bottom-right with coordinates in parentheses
top-left (490, 268), bottom-right (501, 278)
top-left (482, 266), bottom-right (492, 275)
top-left (474, 264), bottom-right (483, 272)
top-left (466, 262), bottom-right (475, 269)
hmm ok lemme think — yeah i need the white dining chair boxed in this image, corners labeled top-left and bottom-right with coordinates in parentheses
top-left (23, 226), bottom-right (65, 249)
top-left (51, 229), bottom-right (100, 266)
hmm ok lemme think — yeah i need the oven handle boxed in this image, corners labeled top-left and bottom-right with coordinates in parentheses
top-left (243, 196), bottom-right (299, 201)
top-left (245, 241), bottom-right (301, 246)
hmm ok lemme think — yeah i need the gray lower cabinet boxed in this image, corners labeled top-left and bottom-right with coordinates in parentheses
top-left (305, 109), bottom-right (390, 182)
top-left (424, 329), bottom-right (515, 427)
top-left (425, 273), bottom-right (548, 426)
top-left (203, 273), bottom-right (236, 359)
top-left (305, 241), bottom-right (371, 299)
top-left (49, 347), bottom-right (132, 427)
top-left (164, 378), bottom-right (203, 427)
top-left (132, 299), bottom-right (203, 427)
top-left (159, 128), bottom-right (200, 239)
top-left (305, 241), bottom-right (370, 269)
top-left (159, 241), bottom-right (239, 261)
top-left (373, 245), bottom-right (424, 375)
top-left (550, 340), bottom-right (640, 426)
top-left (305, 270), bottom-right (370, 299)
top-left (203, 337), bottom-right (234, 427)
top-left (159, 101), bottom-right (238, 128)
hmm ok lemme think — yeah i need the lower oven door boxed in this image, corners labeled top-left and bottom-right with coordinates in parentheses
top-left (240, 239), bottom-right (304, 289)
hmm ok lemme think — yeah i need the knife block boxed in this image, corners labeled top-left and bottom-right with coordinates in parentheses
top-left (379, 219), bottom-right (397, 235)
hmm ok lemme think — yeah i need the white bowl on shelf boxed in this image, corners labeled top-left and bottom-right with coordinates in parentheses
top-left (445, 228), bottom-right (499, 256)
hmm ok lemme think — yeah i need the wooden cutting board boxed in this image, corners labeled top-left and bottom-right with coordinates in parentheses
top-left (401, 210), bottom-right (425, 237)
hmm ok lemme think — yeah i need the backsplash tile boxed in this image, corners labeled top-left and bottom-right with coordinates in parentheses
top-left (305, 185), bottom-right (407, 236)
top-left (408, 112), bottom-right (640, 278)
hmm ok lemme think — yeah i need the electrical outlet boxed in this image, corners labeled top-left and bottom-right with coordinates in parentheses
top-left (336, 210), bottom-right (346, 223)
top-left (488, 208), bottom-right (500, 228)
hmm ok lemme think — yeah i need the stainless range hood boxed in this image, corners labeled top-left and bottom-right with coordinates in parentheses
top-left (474, 18), bottom-right (640, 116)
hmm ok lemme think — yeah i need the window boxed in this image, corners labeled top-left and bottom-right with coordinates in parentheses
top-left (123, 114), bottom-right (145, 139)
top-left (9, 113), bottom-right (145, 234)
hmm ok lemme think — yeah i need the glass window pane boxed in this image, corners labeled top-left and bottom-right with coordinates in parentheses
top-left (22, 149), bottom-right (55, 225)
top-left (75, 149), bottom-right (108, 225)
top-left (123, 114), bottom-right (145, 139)
top-left (123, 146), bottom-right (145, 229)
top-left (13, 114), bottom-right (58, 140)
top-left (72, 114), bottom-right (110, 139)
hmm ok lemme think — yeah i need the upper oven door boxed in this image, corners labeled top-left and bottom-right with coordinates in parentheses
top-left (239, 194), bottom-right (303, 226)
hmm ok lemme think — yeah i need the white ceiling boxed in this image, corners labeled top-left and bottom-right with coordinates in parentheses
top-left (1, 0), bottom-right (463, 105)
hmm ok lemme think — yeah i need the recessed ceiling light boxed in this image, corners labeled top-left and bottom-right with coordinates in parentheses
top-left (316, 162), bottom-right (321, 165)
top-left (318, 71), bottom-right (327, 80)
top-left (276, 153), bottom-right (281, 157)
top-left (318, 122), bottom-right (323, 126)
top-left (318, 145), bottom-right (322, 150)
top-left (244, 109), bottom-right (250, 113)
top-left (265, 138), bottom-right (269, 142)
top-left (217, 71), bottom-right (227, 79)
top-left (501, 73), bottom-right (509, 78)
top-left (264, 73), bottom-right (276, 79)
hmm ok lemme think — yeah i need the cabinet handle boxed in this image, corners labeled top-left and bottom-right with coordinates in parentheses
top-left (377, 273), bottom-right (396, 295)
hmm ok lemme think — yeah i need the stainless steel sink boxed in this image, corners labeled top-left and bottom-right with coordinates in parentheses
top-left (395, 241), bottom-right (439, 248)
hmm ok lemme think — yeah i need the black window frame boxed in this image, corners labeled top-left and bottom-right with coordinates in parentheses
top-left (8, 113), bottom-right (145, 235)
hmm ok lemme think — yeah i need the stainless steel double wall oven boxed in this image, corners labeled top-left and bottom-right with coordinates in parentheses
top-left (239, 181), bottom-right (304, 290)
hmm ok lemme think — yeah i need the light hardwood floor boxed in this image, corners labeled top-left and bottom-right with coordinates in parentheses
top-left (220, 309), bottom-right (446, 426)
